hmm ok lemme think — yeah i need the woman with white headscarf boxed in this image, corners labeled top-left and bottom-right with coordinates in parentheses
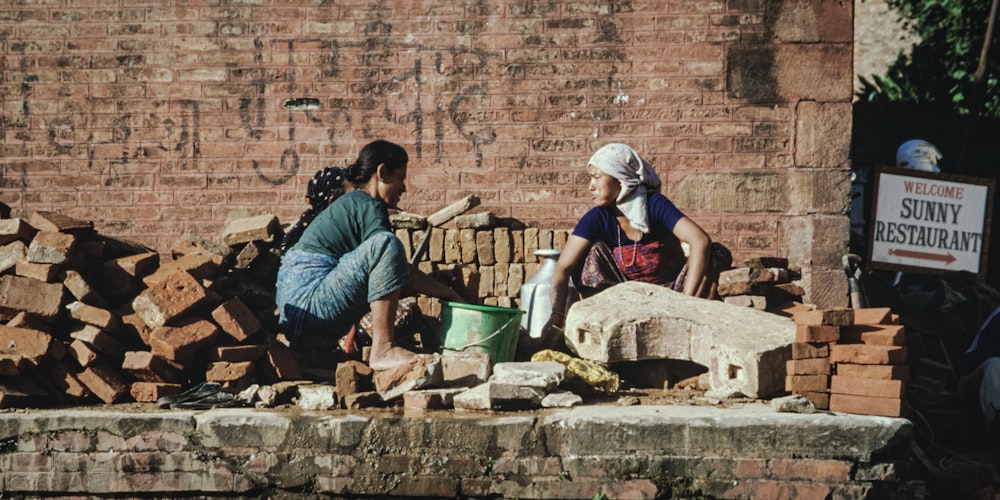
top-left (544, 143), bottom-right (725, 340)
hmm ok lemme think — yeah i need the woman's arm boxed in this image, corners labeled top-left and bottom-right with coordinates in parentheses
top-left (405, 268), bottom-right (465, 302)
top-left (547, 235), bottom-right (592, 329)
top-left (672, 217), bottom-right (711, 296)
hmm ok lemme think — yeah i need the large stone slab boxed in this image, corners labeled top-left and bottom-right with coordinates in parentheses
top-left (563, 281), bottom-right (795, 398)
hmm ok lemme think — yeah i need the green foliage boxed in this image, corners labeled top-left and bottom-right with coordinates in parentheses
top-left (857, 0), bottom-right (1000, 118)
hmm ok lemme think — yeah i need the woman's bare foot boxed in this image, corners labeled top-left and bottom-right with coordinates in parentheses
top-left (369, 344), bottom-right (419, 371)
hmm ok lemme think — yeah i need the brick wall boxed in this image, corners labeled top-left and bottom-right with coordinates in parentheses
top-left (0, 1), bottom-right (853, 307)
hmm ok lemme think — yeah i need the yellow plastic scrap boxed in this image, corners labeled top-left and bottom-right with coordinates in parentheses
top-left (531, 349), bottom-right (620, 393)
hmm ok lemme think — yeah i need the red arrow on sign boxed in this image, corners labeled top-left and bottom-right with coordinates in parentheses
top-left (888, 248), bottom-right (957, 264)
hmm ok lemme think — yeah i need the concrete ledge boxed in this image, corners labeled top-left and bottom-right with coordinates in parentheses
top-left (0, 404), bottom-right (915, 498)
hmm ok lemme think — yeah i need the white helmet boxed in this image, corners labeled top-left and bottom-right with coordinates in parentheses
top-left (896, 139), bottom-right (942, 173)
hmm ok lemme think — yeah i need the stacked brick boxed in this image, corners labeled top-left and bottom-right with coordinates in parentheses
top-left (0, 211), bottom-right (301, 408)
top-left (786, 306), bottom-right (908, 417)
top-left (718, 256), bottom-right (804, 312)
top-left (830, 307), bottom-right (908, 418)
top-left (392, 211), bottom-right (571, 319)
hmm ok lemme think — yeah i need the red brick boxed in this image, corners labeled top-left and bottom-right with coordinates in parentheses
top-left (47, 361), bottom-right (90, 399)
top-left (69, 339), bottom-right (101, 368)
top-left (211, 344), bottom-right (267, 362)
top-left (141, 254), bottom-right (218, 287)
top-left (0, 275), bottom-right (65, 321)
top-left (122, 351), bottom-right (185, 383)
top-left (15, 261), bottom-right (59, 282)
top-left (69, 324), bottom-right (125, 361)
top-left (785, 374), bottom-right (829, 392)
top-left (26, 230), bottom-right (76, 265)
top-left (768, 458), bottom-right (852, 482)
top-left (220, 214), bottom-right (280, 246)
top-left (0, 241), bottom-right (26, 275)
top-left (148, 318), bottom-right (219, 363)
top-left (850, 307), bottom-right (892, 325)
top-left (830, 375), bottom-right (905, 398)
top-left (205, 361), bottom-right (254, 382)
top-left (266, 342), bottom-right (303, 380)
top-left (830, 344), bottom-right (906, 365)
top-left (798, 390), bottom-right (829, 409)
top-left (835, 363), bottom-right (910, 381)
top-left (28, 211), bottom-right (92, 233)
top-left (5, 312), bottom-right (50, 333)
top-left (66, 301), bottom-right (120, 331)
top-left (336, 360), bottom-right (373, 400)
top-left (786, 357), bottom-right (830, 375)
top-left (791, 342), bottom-right (829, 359)
top-left (76, 363), bottom-right (131, 404)
top-left (794, 324), bottom-right (840, 343)
top-left (62, 269), bottom-right (107, 308)
top-left (0, 325), bottom-right (62, 367)
top-left (132, 271), bottom-right (209, 329)
top-left (107, 251), bottom-right (159, 278)
top-left (211, 297), bottom-right (262, 342)
top-left (829, 393), bottom-right (906, 417)
top-left (793, 308), bottom-right (853, 326)
top-left (130, 381), bottom-right (183, 402)
top-left (0, 218), bottom-right (37, 245)
top-left (839, 324), bottom-right (905, 346)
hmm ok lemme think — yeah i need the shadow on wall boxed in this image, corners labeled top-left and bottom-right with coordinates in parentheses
top-left (851, 101), bottom-right (1000, 290)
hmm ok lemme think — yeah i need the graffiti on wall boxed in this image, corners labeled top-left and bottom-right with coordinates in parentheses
top-left (2, 23), bottom-right (500, 190)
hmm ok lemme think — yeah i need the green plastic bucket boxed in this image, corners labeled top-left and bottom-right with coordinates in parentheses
top-left (439, 301), bottom-right (523, 363)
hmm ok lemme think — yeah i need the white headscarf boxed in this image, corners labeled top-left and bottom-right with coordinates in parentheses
top-left (588, 143), bottom-right (662, 234)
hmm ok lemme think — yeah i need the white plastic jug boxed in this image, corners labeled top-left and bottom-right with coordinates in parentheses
top-left (519, 249), bottom-right (576, 339)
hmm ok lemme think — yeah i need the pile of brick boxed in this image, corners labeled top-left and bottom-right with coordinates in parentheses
top-left (0, 211), bottom-right (302, 408)
top-left (717, 256), bottom-right (804, 312)
top-left (785, 305), bottom-right (908, 417)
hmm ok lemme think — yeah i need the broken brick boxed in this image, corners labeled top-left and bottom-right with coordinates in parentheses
top-left (132, 271), bottom-right (209, 329)
top-left (69, 324), bottom-right (125, 361)
top-left (336, 360), bottom-right (373, 400)
top-left (47, 361), bottom-right (90, 399)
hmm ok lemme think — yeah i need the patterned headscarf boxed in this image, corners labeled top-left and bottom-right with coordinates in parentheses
top-left (280, 166), bottom-right (348, 254)
top-left (588, 143), bottom-right (662, 234)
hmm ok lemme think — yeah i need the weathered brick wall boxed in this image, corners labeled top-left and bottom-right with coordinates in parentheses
top-left (0, 0), bottom-right (853, 306)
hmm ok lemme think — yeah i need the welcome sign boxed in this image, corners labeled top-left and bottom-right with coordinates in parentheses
top-left (868, 167), bottom-right (994, 276)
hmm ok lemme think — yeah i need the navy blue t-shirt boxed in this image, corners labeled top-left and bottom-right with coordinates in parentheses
top-left (572, 192), bottom-right (687, 283)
